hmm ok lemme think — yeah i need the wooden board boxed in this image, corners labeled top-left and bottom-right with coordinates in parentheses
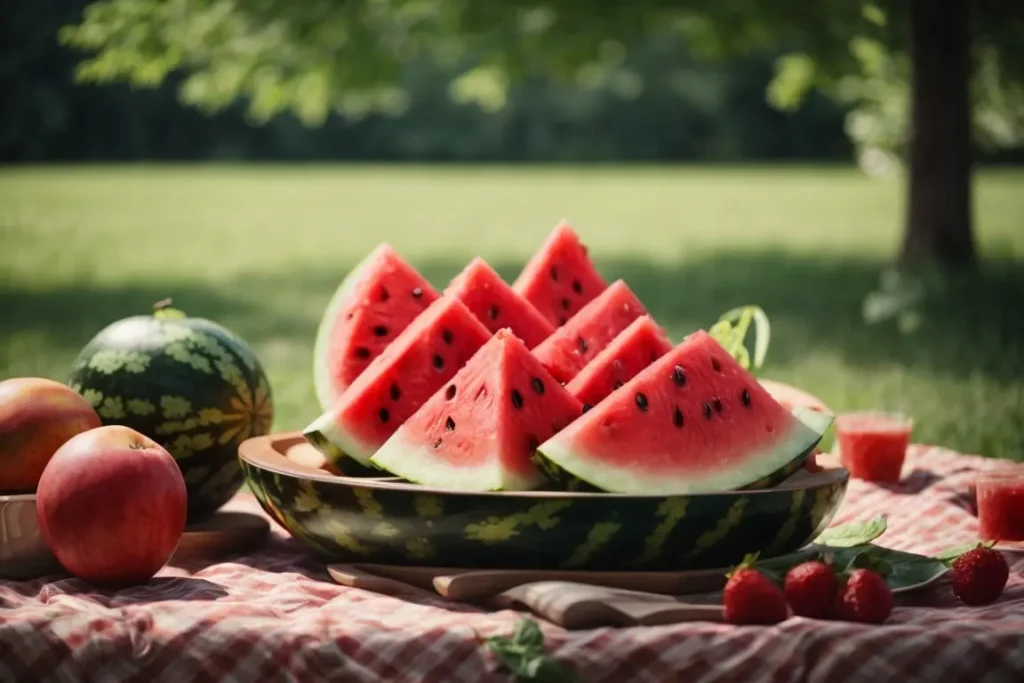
top-left (172, 511), bottom-right (270, 561)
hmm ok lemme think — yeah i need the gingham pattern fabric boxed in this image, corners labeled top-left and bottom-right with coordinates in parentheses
top-left (2, 445), bottom-right (1022, 683)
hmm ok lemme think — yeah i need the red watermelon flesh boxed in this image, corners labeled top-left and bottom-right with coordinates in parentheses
top-left (566, 315), bottom-right (673, 411)
top-left (513, 220), bottom-right (608, 327)
top-left (532, 279), bottom-right (648, 384)
top-left (536, 330), bottom-right (832, 494)
top-left (313, 244), bottom-right (439, 411)
top-left (446, 257), bottom-right (555, 348)
top-left (370, 329), bottom-right (583, 490)
top-left (304, 295), bottom-right (492, 467)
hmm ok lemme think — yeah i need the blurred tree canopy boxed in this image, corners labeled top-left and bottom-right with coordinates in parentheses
top-left (8, 0), bottom-right (1024, 269)
top-left (3, 0), bottom-right (852, 162)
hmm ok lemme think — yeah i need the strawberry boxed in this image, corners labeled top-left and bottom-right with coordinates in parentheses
top-left (723, 559), bottom-right (789, 625)
top-left (784, 560), bottom-right (838, 619)
top-left (833, 568), bottom-right (894, 624)
top-left (950, 546), bottom-right (1009, 606)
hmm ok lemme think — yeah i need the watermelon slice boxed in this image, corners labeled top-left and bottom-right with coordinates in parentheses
top-left (566, 315), bottom-right (673, 410)
top-left (304, 295), bottom-right (492, 469)
top-left (313, 244), bottom-right (439, 411)
top-left (445, 257), bottom-right (555, 348)
top-left (535, 330), bottom-right (833, 495)
top-left (532, 279), bottom-right (648, 384)
top-left (513, 220), bottom-right (608, 327)
top-left (370, 329), bottom-right (583, 491)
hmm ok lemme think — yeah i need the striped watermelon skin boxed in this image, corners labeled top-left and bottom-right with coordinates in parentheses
top-left (239, 451), bottom-right (848, 571)
top-left (68, 308), bottom-right (273, 521)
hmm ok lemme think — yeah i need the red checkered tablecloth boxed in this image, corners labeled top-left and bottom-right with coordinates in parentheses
top-left (2, 445), bottom-right (1023, 683)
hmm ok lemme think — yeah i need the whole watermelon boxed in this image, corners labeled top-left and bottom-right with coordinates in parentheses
top-left (67, 300), bottom-right (274, 522)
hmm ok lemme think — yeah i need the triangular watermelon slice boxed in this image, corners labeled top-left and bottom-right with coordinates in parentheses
top-left (566, 315), bottom-right (674, 410)
top-left (313, 244), bottom-right (439, 411)
top-left (370, 329), bottom-right (583, 490)
top-left (513, 220), bottom-right (607, 327)
top-left (532, 279), bottom-right (648, 384)
top-left (445, 257), bottom-right (555, 348)
top-left (535, 330), bottom-right (833, 495)
top-left (304, 295), bottom-right (491, 469)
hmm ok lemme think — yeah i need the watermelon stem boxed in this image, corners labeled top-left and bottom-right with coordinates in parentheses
top-left (153, 298), bottom-right (187, 320)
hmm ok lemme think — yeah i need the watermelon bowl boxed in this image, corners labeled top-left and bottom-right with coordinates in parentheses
top-left (239, 432), bottom-right (849, 572)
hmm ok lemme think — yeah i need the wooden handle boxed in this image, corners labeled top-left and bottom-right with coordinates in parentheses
top-left (435, 567), bottom-right (725, 602)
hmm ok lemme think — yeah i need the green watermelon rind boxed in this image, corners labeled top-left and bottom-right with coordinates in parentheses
top-left (369, 430), bottom-right (545, 492)
top-left (534, 406), bottom-right (833, 495)
top-left (312, 245), bottom-right (389, 413)
top-left (302, 411), bottom-right (386, 474)
top-left (67, 313), bottom-right (274, 522)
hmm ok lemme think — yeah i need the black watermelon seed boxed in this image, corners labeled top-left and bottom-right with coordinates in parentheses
top-left (445, 416), bottom-right (455, 431)
top-left (560, 298), bottom-right (570, 310)
top-left (390, 383), bottom-right (401, 401)
top-left (488, 305), bottom-right (499, 320)
top-left (531, 377), bottom-right (545, 394)
top-left (373, 325), bottom-right (388, 337)
top-left (511, 389), bottom-right (524, 409)
top-left (741, 389), bottom-right (752, 406)
top-left (673, 407), bottom-right (684, 427)
top-left (433, 438), bottom-right (443, 449)
top-left (581, 403), bottom-right (592, 413)
top-left (446, 384), bottom-right (457, 400)
top-left (671, 365), bottom-right (686, 386)
top-left (442, 329), bottom-right (454, 345)
top-left (713, 398), bottom-right (723, 413)
top-left (571, 279), bottom-right (582, 294)
top-left (613, 379), bottom-right (624, 390)
top-left (378, 408), bottom-right (390, 423)
top-left (432, 354), bottom-right (444, 369)
top-left (577, 336), bottom-right (589, 353)
top-left (635, 393), bottom-right (649, 411)
top-left (412, 287), bottom-right (423, 299)
top-left (528, 435), bottom-right (539, 452)
top-left (703, 402), bottom-right (713, 419)
top-left (550, 266), bottom-right (559, 281)
top-left (355, 347), bottom-right (371, 359)
top-left (559, 316), bottom-right (568, 325)
top-left (711, 357), bottom-right (722, 372)
top-left (380, 287), bottom-right (390, 301)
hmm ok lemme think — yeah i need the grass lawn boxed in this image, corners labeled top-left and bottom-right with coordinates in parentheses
top-left (1, 164), bottom-right (1022, 460)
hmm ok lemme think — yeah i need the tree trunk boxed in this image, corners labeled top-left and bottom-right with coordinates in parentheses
top-left (901, 0), bottom-right (976, 269)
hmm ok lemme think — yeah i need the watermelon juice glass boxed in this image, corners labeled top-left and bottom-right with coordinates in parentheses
top-left (976, 468), bottom-right (1024, 542)
top-left (833, 411), bottom-right (913, 483)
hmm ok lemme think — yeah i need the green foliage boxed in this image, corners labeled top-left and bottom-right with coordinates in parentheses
top-left (484, 619), bottom-right (577, 683)
top-left (814, 515), bottom-right (888, 548)
top-left (55, 0), bottom-right (1024, 173)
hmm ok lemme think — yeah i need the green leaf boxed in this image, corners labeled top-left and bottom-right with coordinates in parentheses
top-left (753, 543), bottom-right (947, 592)
top-left (844, 548), bottom-right (894, 576)
top-left (934, 540), bottom-right (996, 565)
top-left (485, 619), bottom-right (577, 683)
top-left (814, 515), bottom-right (887, 547)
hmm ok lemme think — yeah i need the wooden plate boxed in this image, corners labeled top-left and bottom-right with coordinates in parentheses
top-left (239, 431), bottom-right (849, 573)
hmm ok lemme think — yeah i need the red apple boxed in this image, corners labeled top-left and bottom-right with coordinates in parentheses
top-left (36, 425), bottom-right (187, 584)
top-left (0, 377), bottom-right (102, 493)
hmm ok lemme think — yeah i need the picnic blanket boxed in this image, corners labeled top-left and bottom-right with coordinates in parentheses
top-left (1, 445), bottom-right (1023, 683)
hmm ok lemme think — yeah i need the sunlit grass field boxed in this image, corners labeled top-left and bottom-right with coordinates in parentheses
top-left (1, 165), bottom-right (1022, 459)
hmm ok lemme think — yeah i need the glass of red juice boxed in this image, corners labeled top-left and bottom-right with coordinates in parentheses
top-left (833, 411), bottom-right (913, 483)
top-left (976, 469), bottom-right (1024, 542)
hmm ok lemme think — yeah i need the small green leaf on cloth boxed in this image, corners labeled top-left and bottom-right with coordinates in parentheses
top-left (484, 619), bottom-right (578, 683)
top-left (814, 515), bottom-right (888, 547)
top-left (934, 540), bottom-right (996, 565)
